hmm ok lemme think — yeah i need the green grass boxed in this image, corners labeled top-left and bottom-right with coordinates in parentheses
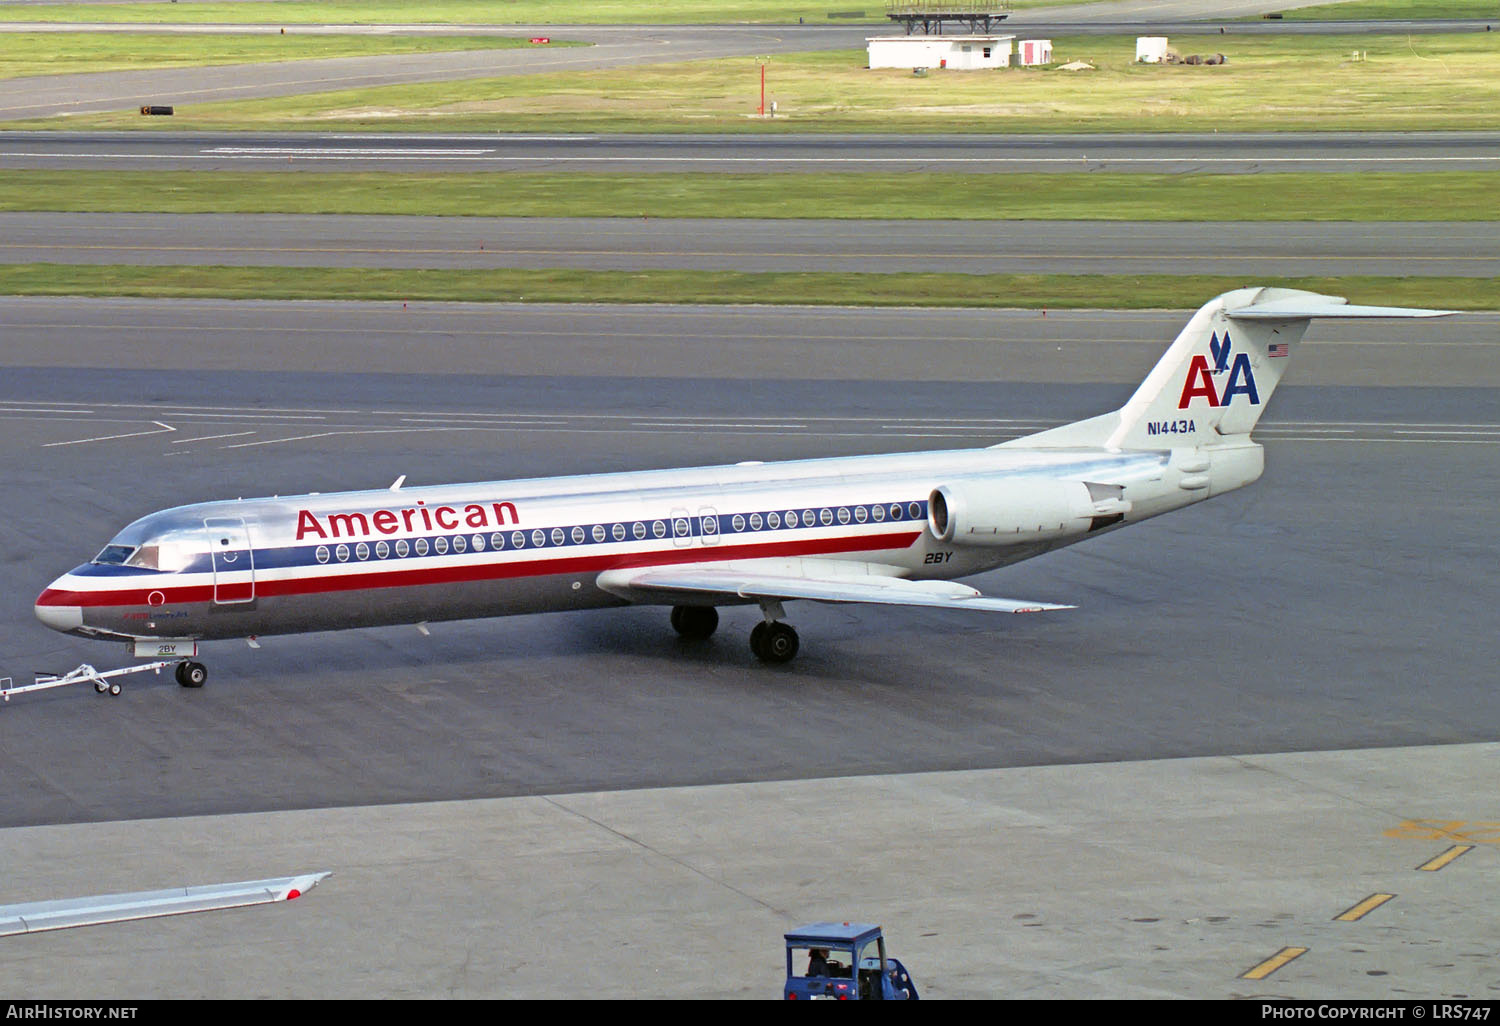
top-left (0, 1), bottom-right (891, 25)
top-left (1277, 0), bottom-right (1499, 19)
top-left (21, 35), bottom-right (1499, 134)
top-left (2, 170), bottom-right (1496, 222)
top-left (0, 263), bottom-right (1489, 310)
top-left (0, 32), bottom-right (559, 81)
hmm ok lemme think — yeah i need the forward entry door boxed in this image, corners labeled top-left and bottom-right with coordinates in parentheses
top-left (205, 517), bottom-right (255, 604)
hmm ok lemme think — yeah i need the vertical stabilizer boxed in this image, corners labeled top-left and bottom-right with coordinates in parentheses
top-left (1106, 286), bottom-right (1305, 449)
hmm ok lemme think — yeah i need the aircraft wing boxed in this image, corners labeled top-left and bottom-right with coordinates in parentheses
top-left (596, 560), bottom-right (1073, 614)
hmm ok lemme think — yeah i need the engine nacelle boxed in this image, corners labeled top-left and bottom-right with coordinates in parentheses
top-left (928, 478), bottom-right (1130, 547)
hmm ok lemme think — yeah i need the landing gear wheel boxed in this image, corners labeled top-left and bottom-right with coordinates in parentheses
top-left (749, 621), bottom-right (799, 664)
top-left (94, 680), bottom-right (108, 694)
top-left (670, 605), bottom-right (719, 639)
top-left (175, 661), bottom-right (207, 689)
top-left (109, 683), bottom-right (122, 697)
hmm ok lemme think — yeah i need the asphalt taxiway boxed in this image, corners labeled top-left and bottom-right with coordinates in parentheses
top-left (6, 130), bottom-right (1499, 173)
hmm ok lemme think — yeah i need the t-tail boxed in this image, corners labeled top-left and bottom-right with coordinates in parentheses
top-left (1007, 287), bottom-right (1454, 452)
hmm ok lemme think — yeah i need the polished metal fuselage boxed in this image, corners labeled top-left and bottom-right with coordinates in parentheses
top-left (36, 443), bottom-right (1231, 644)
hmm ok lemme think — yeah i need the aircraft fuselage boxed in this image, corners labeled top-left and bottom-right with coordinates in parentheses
top-left (35, 444), bottom-right (1223, 644)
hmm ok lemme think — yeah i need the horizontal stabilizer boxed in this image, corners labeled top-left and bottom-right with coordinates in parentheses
top-left (1228, 300), bottom-right (1455, 321)
top-left (599, 562), bottom-right (1072, 614)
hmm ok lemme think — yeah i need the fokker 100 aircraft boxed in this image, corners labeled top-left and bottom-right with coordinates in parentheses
top-left (35, 288), bottom-right (1450, 686)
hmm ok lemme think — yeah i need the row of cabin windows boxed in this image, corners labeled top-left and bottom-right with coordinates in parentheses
top-left (311, 501), bottom-right (926, 565)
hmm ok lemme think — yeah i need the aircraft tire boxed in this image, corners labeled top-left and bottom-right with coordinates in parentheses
top-left (176, 661), bottom-right (207, 688)
top-left (670, 605), bottom-right (719, 639)
top-left (751, 621), bottom-right (799, 664)
top-left (749, 621), bottom-right (769, 660)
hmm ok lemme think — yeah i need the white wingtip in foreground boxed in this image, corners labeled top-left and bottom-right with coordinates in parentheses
top-left (0, 873), bottom-right (331, 936)
top-left (33, 289), bottom-right (1453, 679)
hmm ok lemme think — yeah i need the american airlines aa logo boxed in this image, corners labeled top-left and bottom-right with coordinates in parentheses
top-left (1177, 331), bottom-right (1259, 410)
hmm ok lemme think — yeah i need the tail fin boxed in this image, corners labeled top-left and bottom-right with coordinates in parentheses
top-left (1008, 287), bottom-right (1453, 451)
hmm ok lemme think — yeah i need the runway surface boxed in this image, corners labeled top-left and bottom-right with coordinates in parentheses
top-left (7, 129), bottom-right (1500, 173)
top-left (3, 213), bottom-right (1497, 276)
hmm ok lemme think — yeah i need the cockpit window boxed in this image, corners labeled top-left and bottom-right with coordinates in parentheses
top-left (93, 538), bottom-right (195, 572)
top-left (124, 542), bottom-right (194, 572)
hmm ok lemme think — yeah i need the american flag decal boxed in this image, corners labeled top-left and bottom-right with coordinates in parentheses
top-left (1267, 343), bottom-right (1289, 358)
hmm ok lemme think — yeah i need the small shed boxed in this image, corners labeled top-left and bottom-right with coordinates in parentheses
top-left (1018, 39), bottom-right (1052, 66)
top-left (1136, 36), bottom-right (1169, 63)
top-left (868, 34), bottom-right (1016, 70)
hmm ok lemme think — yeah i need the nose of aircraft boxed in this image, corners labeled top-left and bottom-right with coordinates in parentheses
top-left (35, 585), bottom-right (84, 633)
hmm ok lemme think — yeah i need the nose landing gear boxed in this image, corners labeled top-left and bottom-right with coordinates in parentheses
top-left (174, 661), bottom-right (208, 688)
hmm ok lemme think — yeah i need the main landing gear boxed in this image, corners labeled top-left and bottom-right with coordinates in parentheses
top-left (174, 661), bottom-right (208, 689)
top-left (749, 621), bottom-right (799, 664)
top-left (668, 602), bottom-right (800, 665)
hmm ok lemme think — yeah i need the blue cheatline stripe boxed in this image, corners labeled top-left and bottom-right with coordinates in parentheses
top-left (264, 499), bottom-right (929, 572)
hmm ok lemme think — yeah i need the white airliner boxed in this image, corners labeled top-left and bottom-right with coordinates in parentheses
top-left (35, 288), bottom-right (1450, 686)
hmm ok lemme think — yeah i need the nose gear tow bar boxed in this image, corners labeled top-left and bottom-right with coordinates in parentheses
top-left (2, 659), bottom-right (185, 703)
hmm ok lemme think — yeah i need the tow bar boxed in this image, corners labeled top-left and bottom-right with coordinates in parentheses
top-left (1, 660), bottom-right (181, 703)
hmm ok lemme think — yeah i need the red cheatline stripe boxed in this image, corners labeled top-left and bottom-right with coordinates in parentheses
top-left (37, 530), bottom-right (924, 609)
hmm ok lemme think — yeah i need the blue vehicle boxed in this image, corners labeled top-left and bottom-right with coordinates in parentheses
top-left (783, 922), bottom-right (919, 1000)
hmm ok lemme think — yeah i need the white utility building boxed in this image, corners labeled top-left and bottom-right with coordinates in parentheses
top-left (1018, 39), bottom-right (1052, 66)
top-left (867, 35), bottom-right (1016, 70)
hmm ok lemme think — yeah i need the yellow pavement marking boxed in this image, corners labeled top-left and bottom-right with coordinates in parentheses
top-left (1417, 845), bottom-right (1474, 872)
top-left (1384, 819), bottom-right (1500, 843)
top-left (1241, 946), bottom-right (1309, 980)
top-left (1335, 893), bottom-right (1396, 922)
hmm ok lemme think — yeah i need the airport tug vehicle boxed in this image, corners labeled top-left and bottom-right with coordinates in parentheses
top-left (784, 922), bottom-right (919, 1000)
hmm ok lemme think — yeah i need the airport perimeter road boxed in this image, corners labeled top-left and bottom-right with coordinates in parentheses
top-left (5, 130), bottom-right (1500, 173)
top-left (2, 213), bottom-right (1497, 276)
top-left (0, 298), bottom-right (1495, 829)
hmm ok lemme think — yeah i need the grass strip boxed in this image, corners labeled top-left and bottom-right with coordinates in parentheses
top-left (0, 1), bottom-right (904, 25)
top-left (1276, 0), bottom-right (1500, 20)
top-left (0, 33), bottom-right (549, 81)
top-left (2, 170), bottom-right (1498, 221)
top-left (0, 263), bottom-right (1491, 310)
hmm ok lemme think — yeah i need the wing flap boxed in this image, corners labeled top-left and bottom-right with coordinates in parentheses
top-left (597, 562), bottom-right (1071, 614)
